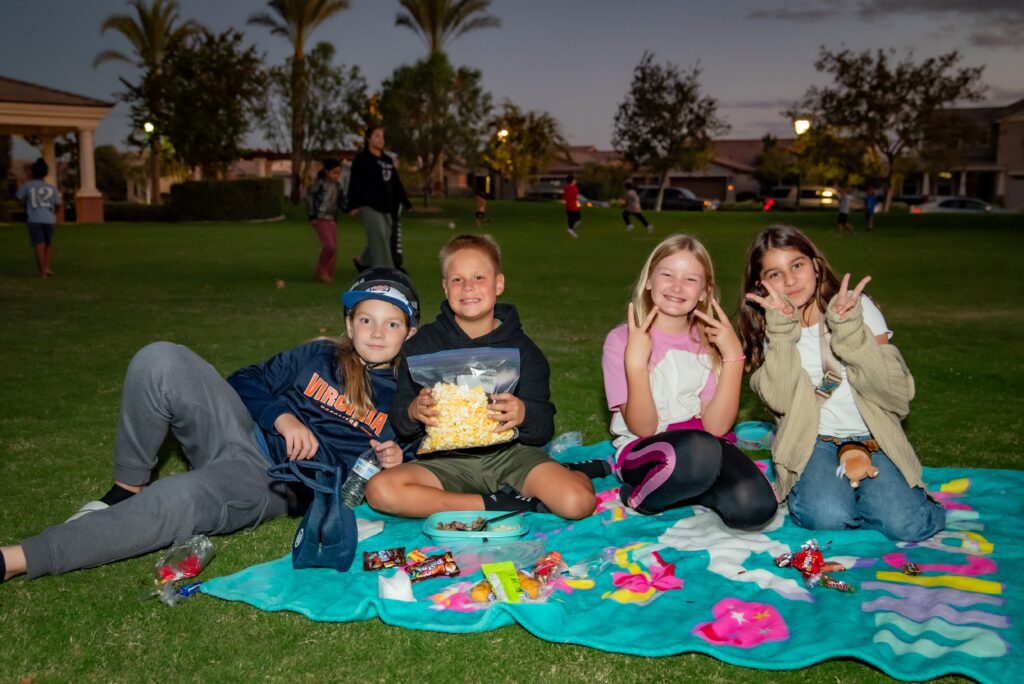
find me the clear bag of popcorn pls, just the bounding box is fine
[407,348,521,453]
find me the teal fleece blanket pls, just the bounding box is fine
[202,442,1020,683]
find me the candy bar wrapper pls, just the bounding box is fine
[406,548,428,564]
[363,547,406,571]
[405,552,460,583]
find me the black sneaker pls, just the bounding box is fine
[484,485,541,512]
[566,458,612,479]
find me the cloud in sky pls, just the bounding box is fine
[750,0,1024,50]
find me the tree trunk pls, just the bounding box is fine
[656,172,668,212]
[884,161,896,212]
[149,135,161,206]
[289,54,306,205]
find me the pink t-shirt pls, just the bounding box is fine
[602,322,717,453]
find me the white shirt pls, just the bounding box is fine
[795,295,891,437]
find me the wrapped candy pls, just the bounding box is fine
[774,539,853,593]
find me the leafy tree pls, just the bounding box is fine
[483,101,567,198]
[613,52,729,211]
[258,41,368,186]
[578,162,631,202]
[94,0,201,205]
[395,0,500,55]
[162,29,265,179]
[752,134,795,193]
[95,145,129,201]
[248,0,352,203]
[379,53,491,204]
[797,47,985,208]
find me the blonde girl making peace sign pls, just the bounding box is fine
[601,234,778,529]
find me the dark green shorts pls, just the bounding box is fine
[414,443,554,494]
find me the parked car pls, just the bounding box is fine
[764,186,863,211]
[638,186,718,211]
[911,196,1006,214]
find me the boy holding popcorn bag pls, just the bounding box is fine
[366,235,596,520]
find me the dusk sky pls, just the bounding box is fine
[2,0,1022,159]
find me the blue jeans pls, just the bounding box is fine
[787,435,945,541]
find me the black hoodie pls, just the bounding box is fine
[346,149,411,215]
[391,301,555,446]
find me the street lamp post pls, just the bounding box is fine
[793,118,810,211]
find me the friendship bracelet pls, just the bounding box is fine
[723,355,747,364]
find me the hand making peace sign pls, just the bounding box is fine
[744,280,796,318]
[624,302,658,372]
[692,299,743,360]
[831,273,872,320]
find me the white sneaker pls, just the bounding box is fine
[625,223,634,231]
[646,224,654,235]
[66,500,108,523]
[567,228,578,238]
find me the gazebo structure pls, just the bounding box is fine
[0,75,113,222]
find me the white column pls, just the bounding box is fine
[921,173,930,196]
[958,171,967,196]
[77,128,100,195]
[996,171,1006,197]
[39,134,57,186]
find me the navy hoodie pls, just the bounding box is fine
[228,340,408,468]
[391,302,555,446]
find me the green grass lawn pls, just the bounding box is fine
[1,201,1021,682]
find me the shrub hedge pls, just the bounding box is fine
[104,202,176,222]
[169,177,284,221]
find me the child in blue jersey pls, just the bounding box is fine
[15,158,61,278]
[1,268,418,583]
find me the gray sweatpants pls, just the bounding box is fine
[20,342,288,578]
[358,206,394,269]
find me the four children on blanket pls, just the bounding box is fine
[1,227,944,583]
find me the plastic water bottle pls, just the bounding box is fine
[341,448,381,508]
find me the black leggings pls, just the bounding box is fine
[619,429,778,530]
[622,210,649,227]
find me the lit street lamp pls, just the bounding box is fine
[143,121,155,134]
[793,117,810,210]
[497,128,509,142]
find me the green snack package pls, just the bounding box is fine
[480,561,522,604]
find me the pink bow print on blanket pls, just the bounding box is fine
[611,554,684,593]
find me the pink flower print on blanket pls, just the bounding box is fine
[602,547,683,606]
[693,597,789,648]
[595,488,631,524]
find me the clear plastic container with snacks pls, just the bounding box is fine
[407,347,521,453]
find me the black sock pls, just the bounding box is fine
[100,484,137,506]
[566,458,612,479]
[483,486,540,513]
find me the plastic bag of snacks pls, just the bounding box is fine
[470,551,568,604]
[144,535,215,606]
[407,347,521,453]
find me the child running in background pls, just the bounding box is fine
[367,234,597,520]
[474,192,488,229]
[1,269,419,583]
[602,234,778,529]
[16,158,61,278]
[306,157,345,283]
[738,225,944,541]
[563,174,581,238]
[621,182,652,234]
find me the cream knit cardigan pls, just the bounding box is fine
[750,296,925,500]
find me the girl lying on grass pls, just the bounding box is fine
[1,268,418,583]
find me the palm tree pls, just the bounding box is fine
[395,0,500,56]
[94,0,200,205]
[248,0,351,204]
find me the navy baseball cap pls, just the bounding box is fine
[342,267,420,328]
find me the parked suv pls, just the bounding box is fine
[638,186,718,211]
[764,186,863,211]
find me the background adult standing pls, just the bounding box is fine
[347,126,412,270]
